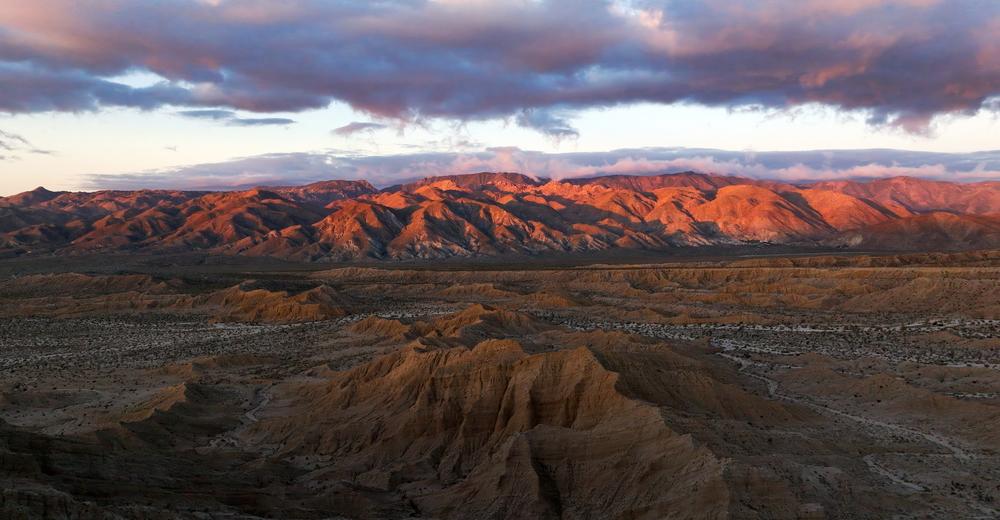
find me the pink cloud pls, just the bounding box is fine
[0,0,995,134]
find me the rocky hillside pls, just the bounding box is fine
[2,172,998,259]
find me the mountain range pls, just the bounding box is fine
[2,172,998,260]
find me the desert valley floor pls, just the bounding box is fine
[1,250,999,519]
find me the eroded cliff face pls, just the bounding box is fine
[4,172,998,259]
[251,340,731,519]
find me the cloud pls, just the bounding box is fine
[0,0,996,134]
[176,110,233,121]
[333,121,388,137]
[0,62,192,113]
[176,109,294,126]
[81,146,1000,190]
[83,153,342,191]
[229,117,295,126]
[0,130,29,150]
[515,109,579,139]
[0,129,53,159]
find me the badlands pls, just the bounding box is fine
[0,249,998,519]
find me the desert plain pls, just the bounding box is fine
[0,249,998,519]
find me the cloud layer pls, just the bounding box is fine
[1,0,997,134]
[82,147,1000,191]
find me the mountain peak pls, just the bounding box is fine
[395,172,542,193]
[565,171,755,192]
[4,185,61,205]
[269,179,378,207]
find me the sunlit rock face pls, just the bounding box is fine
[3,172,999,259]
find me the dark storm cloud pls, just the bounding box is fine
[176,109,294,126]
[2,1,997,132]
[81,147,1000,191]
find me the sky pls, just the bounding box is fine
[0,0,998,195]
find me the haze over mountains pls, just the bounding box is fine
[2,172,998,260]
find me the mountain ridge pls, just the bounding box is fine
[2,172,998,259]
